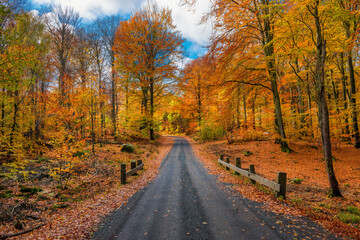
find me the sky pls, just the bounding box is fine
[29,0,213,60]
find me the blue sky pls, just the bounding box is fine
[29,0,212,60]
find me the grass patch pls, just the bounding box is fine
[291,198,303,203]
[51,203,69,210]
[337,206,360,224]
[346,206,360,215]
[338,212,360,224]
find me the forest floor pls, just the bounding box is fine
[0,136,174,239]
[189,137,360,240]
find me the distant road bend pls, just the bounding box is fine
[93,137,340,240]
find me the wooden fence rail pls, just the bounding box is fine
[121,159,144,184]
[218,155,286,199]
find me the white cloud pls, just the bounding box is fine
[151,0,212,46]
[31,0,212,54]
[32,0,144,20]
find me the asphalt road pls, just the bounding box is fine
[93,137,340,240]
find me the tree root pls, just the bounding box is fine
[0,222,46,240]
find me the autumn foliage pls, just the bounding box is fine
[178,0,360,197]
[1,0,360,238]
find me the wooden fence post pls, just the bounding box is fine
[249,165,255,184]
[121,163,126,184]
[225,157,230,171]
[235,157,241,175]
[276,172,287,199]
[131,161,136,169]
[137,159,142,166]
[131,161,137,175]
[220,154,224,161]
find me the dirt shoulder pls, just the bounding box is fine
[0,136,174,239]
[188,137,360,240]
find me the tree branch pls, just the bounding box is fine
[0,223,46,240]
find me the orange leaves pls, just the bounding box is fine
[113,5,183,82]
[113,5,183,138]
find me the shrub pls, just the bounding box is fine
[19,186,42,194]
[121,144,135,153]
[198,124,225,141]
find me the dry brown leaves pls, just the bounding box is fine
[188,137,360,240]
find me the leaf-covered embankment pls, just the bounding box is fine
[189,138,360,240]
[0,137,173,239]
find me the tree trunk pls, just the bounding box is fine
[340,57,350,137]
[243,91,247,128]
[347,53,360,148]
[313,3,342,196]
[149,79,155,140]
[260,2,290,152]
[252,97,256,129]
[111,60,117,141]
[236,85,241,128]
[9,90,19,148]
[1,88,6,133]
[271,79,290,152]
[342,10,360,147]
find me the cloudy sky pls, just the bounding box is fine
[30,0,213,59]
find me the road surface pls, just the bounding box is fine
[93,137,340,240]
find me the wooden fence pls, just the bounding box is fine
[218,154,287,199]
[121,160,144,184]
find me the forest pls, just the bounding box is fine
[1,0,360,238]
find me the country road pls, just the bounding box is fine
[93,137,340,240]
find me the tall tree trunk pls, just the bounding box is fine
[236,84,241,128]
[347,52,360,148]
[340,55,350,137]
[111,60,117,141]
[9,90,19,148]
[243,92,247,128]
[91,89,95,155]
[252,97,256,129]
[271,79,290,152]
[149,79,154,140]
[306,72,314,138]
[294,58,305,131]
[1,88,5,133]
[313,2,341,197]
[125,75,130,125]
[260,1,290,152]
[342,3,360,147]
